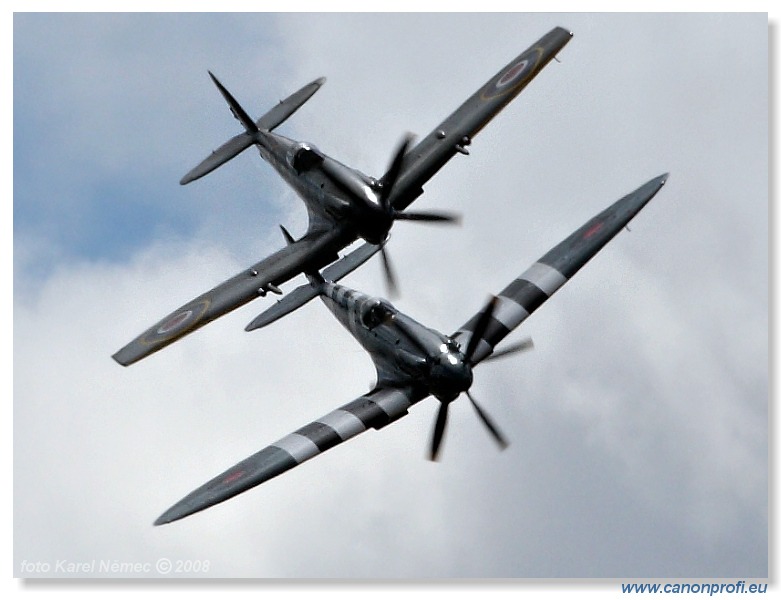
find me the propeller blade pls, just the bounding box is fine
[466,391,508,450]
[379,246,399,299]
[379,134,415,210]
[429,402,450,461]
[464,296,499,364]
[482,338,535,363]
[393,210,461,224]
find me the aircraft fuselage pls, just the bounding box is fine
[318,280,473,401]
[254,131,385,240]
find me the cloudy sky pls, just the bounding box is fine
[13,12,767,580]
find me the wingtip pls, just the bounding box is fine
[111,351,131,367]
[651,172,670,189]
[154,507,184,526]
[552,25,574,38]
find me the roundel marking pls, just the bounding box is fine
[222,470,246,485]
[496,59,530,88]
[141,297,211,346]
[481,46,544,101]
[157,310,193,335]
[583,221,604,240]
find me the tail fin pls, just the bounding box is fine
[208,71,258,134]
[305,269,326,288]
[288,225,326,287]
[180,75,326,185]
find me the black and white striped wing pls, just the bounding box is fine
[154,386,426,525]
[453,174,668,365]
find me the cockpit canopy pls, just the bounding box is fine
[287,142,323,173]
[360,299,395,329]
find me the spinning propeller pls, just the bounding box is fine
[430,297,534,461]
[320,135,460,296]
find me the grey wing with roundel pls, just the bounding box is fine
[387,26,573,212]
[452,174,669,366]
[154,385,426,525]
[112,228,345,366]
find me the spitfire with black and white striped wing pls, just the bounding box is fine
[154,174,667,525]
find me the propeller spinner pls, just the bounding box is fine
[320,135,460,296]
[427,296,534,461]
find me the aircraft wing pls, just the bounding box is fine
[112,228,348,366]
[154,385,426,525]
[452,174,669,365]
[387,26,573,212]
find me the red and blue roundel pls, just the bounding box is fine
[141,298,211,345]
[481,47,543,100]
[497,59,530,87]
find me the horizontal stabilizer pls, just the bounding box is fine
[245,285,320,331]
[180,132,255,185]
[181,76,325,185]
[256,77,326,132]
[245,241,382,331]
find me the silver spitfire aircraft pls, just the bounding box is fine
[113,27,573,366]
[154,173,668,525]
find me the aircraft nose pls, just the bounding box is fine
[429,356,473,401]
[357,204,393,245]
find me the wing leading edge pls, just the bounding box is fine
[453,174,669,365]
[154,385,425,525]
[112,228,346,366]
[388,26,574,211]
